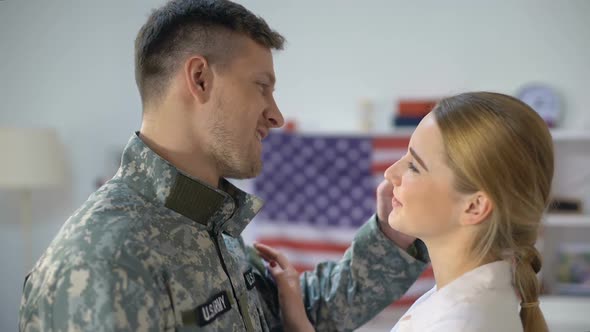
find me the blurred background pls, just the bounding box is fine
[1,0,589,331]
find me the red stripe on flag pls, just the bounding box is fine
[373,137,411,149]
[372,162,400,174]
[293,264,314,273]
[420,266,434,278]
[392,295,420,307]
[257,238,348,254]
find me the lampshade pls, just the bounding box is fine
[0,128,66,189]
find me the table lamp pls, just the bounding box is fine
[0,127,66,267]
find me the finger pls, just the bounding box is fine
[266,260,302,293]
[267,260,285,278]
[377,179,393,195]
[253,242,278,262]
[253,242,291,270]
[252,244,285,281]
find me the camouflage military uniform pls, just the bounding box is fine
[19,133,428,332]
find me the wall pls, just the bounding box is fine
[1,0,589,329]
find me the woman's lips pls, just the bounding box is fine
[392,193,403,208]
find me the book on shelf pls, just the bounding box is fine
[555,243,590,296]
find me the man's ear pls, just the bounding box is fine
[184,55,213,104]
[460,191,493,226]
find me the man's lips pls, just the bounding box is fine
[256,128,268,141]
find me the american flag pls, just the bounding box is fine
[253,131,434,307]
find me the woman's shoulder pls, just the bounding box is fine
[454,293,522,329]
[431,290,523,332]
[400,262,523,331]
[405,286,522,332]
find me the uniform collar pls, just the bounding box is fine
[114,132,264,237]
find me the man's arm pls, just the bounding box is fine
[296,179,428,331]
[20,261,167,332]
[247,178,429,331]
[299,215,428,331]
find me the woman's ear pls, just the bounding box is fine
[460,191,493,226]
[184,55,212,103]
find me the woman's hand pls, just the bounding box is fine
[253,242,315,332]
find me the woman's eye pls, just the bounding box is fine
[408,162,420,173]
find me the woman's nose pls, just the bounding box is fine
[384,160,402,187]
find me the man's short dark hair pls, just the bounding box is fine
[134,0,285,106]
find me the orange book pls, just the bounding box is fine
[397,100,438,117]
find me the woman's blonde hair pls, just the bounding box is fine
[433,92,553,332]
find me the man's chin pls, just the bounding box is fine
[243,165,263,179]
[224,162,262,180]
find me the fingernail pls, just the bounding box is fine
[270,261,277,268]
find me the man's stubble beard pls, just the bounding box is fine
[208,118,262,180]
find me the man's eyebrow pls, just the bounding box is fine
[259,72,276,86]
[409,147,429,172]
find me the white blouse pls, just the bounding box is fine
[390,261,523,332]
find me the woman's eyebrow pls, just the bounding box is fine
[410,147,429,172]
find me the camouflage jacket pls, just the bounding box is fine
[19,133,428,332]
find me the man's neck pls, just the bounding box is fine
[139,121,220,188]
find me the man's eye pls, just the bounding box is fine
[257,83,267,91]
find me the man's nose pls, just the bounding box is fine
[265,97,284,128]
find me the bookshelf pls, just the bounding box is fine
[545,214,590,227]
[540,129,590,301]
[551,129,590,142]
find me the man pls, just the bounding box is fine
[19,0,428,331]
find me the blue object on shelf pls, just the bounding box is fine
[393,116,422,127]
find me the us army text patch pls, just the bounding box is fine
[243,268,256,290]
[196,291,231,326]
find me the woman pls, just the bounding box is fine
[255,92,553,332]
